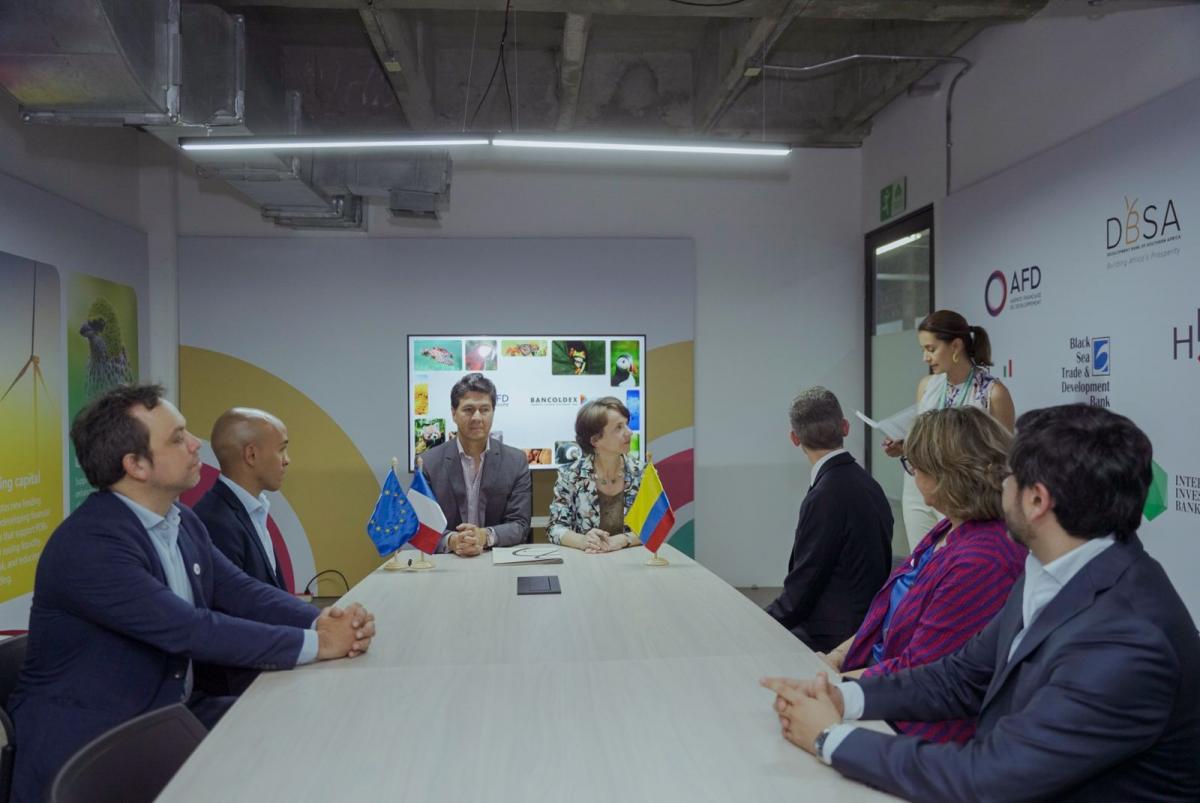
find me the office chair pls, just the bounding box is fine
[47,703,207,803]
[0,634,28,803]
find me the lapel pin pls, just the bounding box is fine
[193,563,201,576]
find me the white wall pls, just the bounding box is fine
[172,148,865,588]
[862,0,1200,233]
[0,94,141,230]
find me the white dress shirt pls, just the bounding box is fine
[809,449,848,489]
[218,474,276,572]
[819,535,1116,764]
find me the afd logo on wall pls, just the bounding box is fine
[984,266,1043,317]
[1105,195,1183,269]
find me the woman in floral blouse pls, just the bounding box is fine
[548,397,644,552]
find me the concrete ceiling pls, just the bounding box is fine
[203,0,1052,146]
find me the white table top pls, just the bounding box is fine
[157,545,898,802]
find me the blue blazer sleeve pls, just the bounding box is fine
[834,617,1182,802]
[51,516,309,670]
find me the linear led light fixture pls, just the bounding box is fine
[492,135,790,157]
[875,232,924,256]
[179,134,490,152]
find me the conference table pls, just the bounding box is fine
[157,544,898,802]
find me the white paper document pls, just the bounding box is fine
[855,405,919,441]
[492,546,564,565]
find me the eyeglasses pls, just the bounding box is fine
[900,455,916,477]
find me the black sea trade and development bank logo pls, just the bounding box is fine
[1059,336,1111,408]
[985,266,1043,317]
[1105,195,1183,270]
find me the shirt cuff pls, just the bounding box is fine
[836,680,865,720]
[486,528,496,548]
[437,531,453,554]
[820,724,859,765]
[296,628,319,665]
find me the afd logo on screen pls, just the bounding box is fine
[984,266,1043,317]
[1171,309,1200,363]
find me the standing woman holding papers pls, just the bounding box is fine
[882,310,1015,550]
[548,397,644,553]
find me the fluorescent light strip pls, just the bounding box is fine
[180,137,489,152]
[492,137,790,156]
[874,232,924,255]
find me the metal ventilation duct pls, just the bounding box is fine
[0,0,452,228]
[0,0,180,125]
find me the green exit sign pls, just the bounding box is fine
[880,177,907,221]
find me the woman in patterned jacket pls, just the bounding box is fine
[548,397,644,552]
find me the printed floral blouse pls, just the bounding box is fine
[547,453,644,544]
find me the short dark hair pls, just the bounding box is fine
[70,383,166,490]
[575,397,630,455]
[450,373,497,409]
[1010,404,1152,541]
[788,387,844,450]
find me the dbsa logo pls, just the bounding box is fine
[1092,337,1111,376]
[985,266,1042,317]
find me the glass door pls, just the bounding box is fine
[865,206,934,555]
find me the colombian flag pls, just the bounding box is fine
[625,462,676,554]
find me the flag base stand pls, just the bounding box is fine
[645,552,669,567]
[383,552,436,572]
[408,553,435,571]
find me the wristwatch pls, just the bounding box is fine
[813,726,835,765]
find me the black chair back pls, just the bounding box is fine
[0,635,27,710]
[0,635,27,803]
[48,703,207,803]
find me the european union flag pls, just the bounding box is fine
[366,467,419,557]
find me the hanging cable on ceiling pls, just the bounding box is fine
[468,0,515,131]
[460,6,479,131]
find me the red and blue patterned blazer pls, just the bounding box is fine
[844,517,1026,743]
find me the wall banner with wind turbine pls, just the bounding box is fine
[0,252,62,602]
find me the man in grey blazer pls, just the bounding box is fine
[420,373,531,556]
[765,404,1200,802]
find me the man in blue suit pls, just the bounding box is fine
[9,384,377,803]
[193,407,293,591]
[764,404,1200,802]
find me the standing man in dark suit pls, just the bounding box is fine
[9,384,377,803]
[193,408,291,591]
[766,387,894,653]
[421,373,531,557]
[764,404,1200,802]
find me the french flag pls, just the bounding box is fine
[407,471,447,554]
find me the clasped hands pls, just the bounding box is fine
[448,523,489,557]
[760,672,845,756]
[582,527,632,554]
[315,602,376,660]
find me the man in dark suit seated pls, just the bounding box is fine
[193,407,292,591]
[9,384,377,803]
[765,387,893,653]
[764,404,1200,802]
[420,373,531,557]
